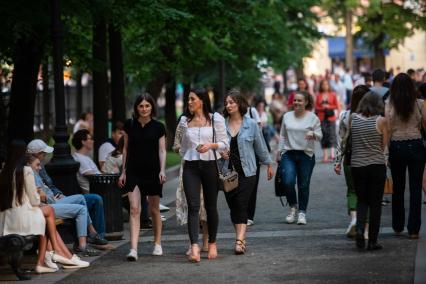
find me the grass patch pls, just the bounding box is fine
[166,151,181,168]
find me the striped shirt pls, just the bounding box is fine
[350,114,385,167]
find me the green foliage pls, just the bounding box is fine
[357,0,426,50]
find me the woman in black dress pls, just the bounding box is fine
[118,93,167,261]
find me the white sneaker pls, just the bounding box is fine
[345,220,357,238]
[127,249,138,261]
[286,208,297,224]
[35,265,58,274]
[44,251,59,270]
[159,204,170,212]
[160,215,166,222]
[152,244,163,256]
[297,212,307,225]
[63,254,90,269]
[247,219,254,226]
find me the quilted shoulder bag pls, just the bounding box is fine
[212,114,239,192]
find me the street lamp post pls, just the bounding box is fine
[45,0,80,196]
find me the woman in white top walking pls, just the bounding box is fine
[177,88,228,262]
[277,91,322,225]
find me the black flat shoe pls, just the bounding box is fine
[356,233,365,250]
[367,242,383,251]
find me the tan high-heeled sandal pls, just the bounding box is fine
[188,244,200,263]
[234,239,246,255]
[207,242,217,259]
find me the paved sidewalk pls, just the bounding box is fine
[1,152,424,283]
[57,152,424,284]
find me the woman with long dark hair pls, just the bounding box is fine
[386,73,426,239]
[118,93,167,260]
[334,85,370,237]
[177,88,228,262]
[0,141,88,273]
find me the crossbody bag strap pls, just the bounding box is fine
[212,113,222,175]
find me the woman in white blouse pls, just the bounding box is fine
[277,91,322,225]
[176,88,228,262]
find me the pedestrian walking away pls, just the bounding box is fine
[334,85,370,238]
[385,73,426,240]
[349,92,388,251]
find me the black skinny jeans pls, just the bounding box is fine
[351,164,386,243]
[183,160,219,244]
[225,175,257,224]
[389,139,425,235]
[247,158,260,221]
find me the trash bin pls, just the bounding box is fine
[88,174,123,240]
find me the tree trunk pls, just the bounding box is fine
[182,82,191,114]
[164,78,177,150]
[214,60,226,111]
[76,68,83,118]
[0,86,7,167]
[7,37,43,143]
[344,10,353,71]
[282,69,288,94]
[92,17,109,161]
[42,60,51,141]
[146,73,167,101]
[108,22,126,123]
[372,32,385,69]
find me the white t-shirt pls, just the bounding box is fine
[98,141,115,162]
[72,152,101,193]
[245,107,261,123]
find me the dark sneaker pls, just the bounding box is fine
[141,220,153,230]
[74,246,101,257]
[88,234,108,245]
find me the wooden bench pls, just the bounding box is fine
[0,234,37,280]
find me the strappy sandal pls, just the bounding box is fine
[188,244,201,263]
[234,239,246,255]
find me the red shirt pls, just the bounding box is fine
[315,92,338,122]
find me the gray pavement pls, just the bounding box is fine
[57,148,424,284]
[1,148,424,283]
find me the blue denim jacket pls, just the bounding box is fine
[224,116,272,177]
[39,165,62,196]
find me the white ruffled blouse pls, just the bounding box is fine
[178,112,229,161]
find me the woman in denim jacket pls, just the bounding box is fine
[221,90,274,254]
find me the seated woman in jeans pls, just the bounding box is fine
[277,91,322,225]
[221,90,274,254]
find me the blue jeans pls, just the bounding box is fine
[389,139,425,234]
[83,194,106,238]
[280,151,315,212]
[53,195,89,237]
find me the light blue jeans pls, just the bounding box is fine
[52,195,91,237]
